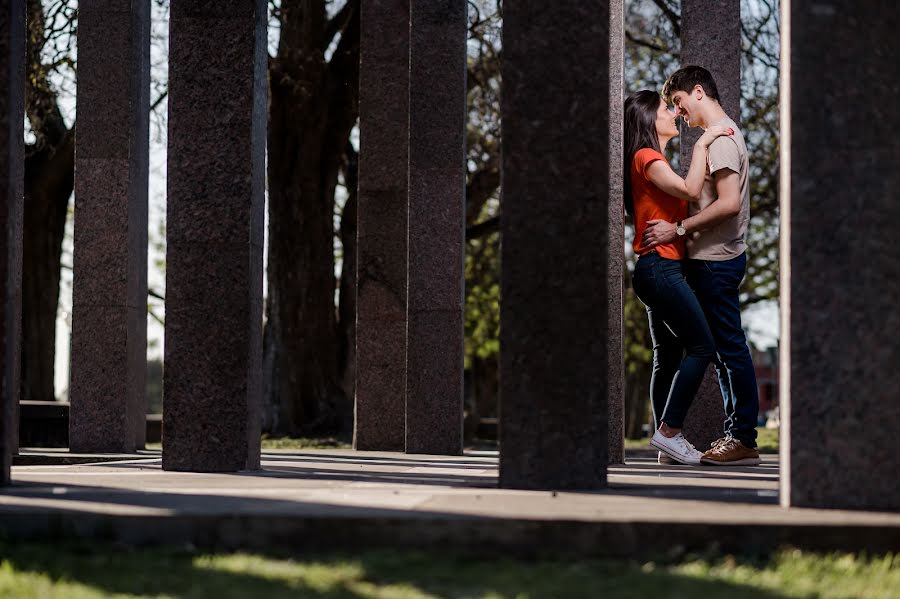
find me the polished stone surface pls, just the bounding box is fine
[163,0,266,472]
[0,0,25,485]
[678,0,741,169]
[682,365,726,451]
[4,450,899,556]
[406,0,466,456]
[607,0,625,465]
[500,1,610,489]
[70,0,150,453]
[677,0,739,451]
[782,1,900,510]
[355,0,409,452]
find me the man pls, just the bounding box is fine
[642,65,761,466]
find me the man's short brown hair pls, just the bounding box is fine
[662,65,720,104]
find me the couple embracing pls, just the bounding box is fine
[625,66,761,467]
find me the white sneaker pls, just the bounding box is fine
[650,430,703,466]
[658,451,677,465]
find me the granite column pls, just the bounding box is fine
[781,0,900,510]
[405,0,467,455]
[607,0,625,465]
[677,0,741,451]
[354,0,409,451]
[70,0,150,453]
[0,0,24,484]
[163,0,266,471]
[499,1,611,489]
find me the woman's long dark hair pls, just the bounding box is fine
[623,90,664,216]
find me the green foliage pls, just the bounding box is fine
[259,435,351,450]
[463,3,502,384]
[465,232,501,370]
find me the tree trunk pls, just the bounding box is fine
[264,0,360,435]
[21,136,74,402]
[21,0,75,403]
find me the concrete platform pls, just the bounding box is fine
[2,449,898,557]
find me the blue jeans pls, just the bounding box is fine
[632,253,716,430]
[685,253,760,448]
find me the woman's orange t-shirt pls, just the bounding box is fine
[631,148,687,259]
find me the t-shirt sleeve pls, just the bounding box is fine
[707,137,741,175]
[633,148,665,178]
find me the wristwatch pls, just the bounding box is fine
[676,221,687,236]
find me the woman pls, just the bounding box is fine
[624,90,732,465]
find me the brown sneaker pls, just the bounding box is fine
[709,437,730,450]
[701,437,761,466]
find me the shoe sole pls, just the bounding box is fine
[700,456,762,466]
[649,438,700,466]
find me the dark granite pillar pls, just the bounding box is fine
[0,0,24,484]
[405,0,467,456]
[677,0,740,451]
[163,0,266,472]
[354,0,409,452]
[499,1,610,490]
[782,1,900,510]
[607,0,625,465]
[70,0,150,454]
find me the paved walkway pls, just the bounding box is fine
[2,449,898,556]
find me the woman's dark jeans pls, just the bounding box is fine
[632,252,716,430]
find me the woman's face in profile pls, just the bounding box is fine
[654,98,679,139]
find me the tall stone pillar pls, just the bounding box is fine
[781,1,900,510]
[163,0,266,472]
[677,0,740,450]
[355,0,409,452]
[70,0,150,453]
[500,1,610,490]
[405,0,466,455]
[607,0,625,465]
[0,0,25,484]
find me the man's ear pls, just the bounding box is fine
[694,84,705,100]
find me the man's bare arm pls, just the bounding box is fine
[640,169,741,248]
[682,169,741,233]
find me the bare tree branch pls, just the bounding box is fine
[625,30,668,53]
[150,90,168,112]
[466,215,499,241]
[650,0,681,37]
[325,0,354,49]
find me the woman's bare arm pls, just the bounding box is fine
[645,125,733,202]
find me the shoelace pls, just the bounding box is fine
[678,435,699,456]
[710,435,734,450]
[710,437,738,455]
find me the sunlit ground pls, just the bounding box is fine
[0,543,896,599]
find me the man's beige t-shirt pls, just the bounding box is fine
[686,116,750,261]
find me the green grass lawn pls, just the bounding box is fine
[259,435,351,450]
[755,427,779,454]
[145,436,351,452]
[0,543,895,599]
